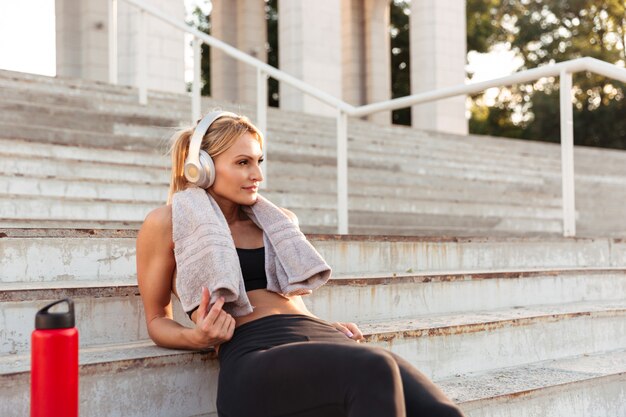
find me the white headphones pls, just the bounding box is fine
[184,110,238,189]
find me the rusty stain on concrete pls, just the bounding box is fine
[1,285,140,302]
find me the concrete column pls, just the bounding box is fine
[211,0,267,105]
[342,0,366,107]
[279,0,342,117]
[364,0,391,125]
[410,0,468,135]
[55,0,108,81]
[56,0,185,93]
[211,0,238,102]
[342,0,390,125]
[237,0,268,105]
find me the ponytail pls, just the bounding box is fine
[166,127,194,205]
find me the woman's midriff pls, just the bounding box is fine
[234,289,315,328]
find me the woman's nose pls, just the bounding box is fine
[253,164,264,182]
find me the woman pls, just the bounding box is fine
[136,112,465,417]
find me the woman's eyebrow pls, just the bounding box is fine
[234,154,263,159]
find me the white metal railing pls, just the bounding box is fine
[109,0,626,237]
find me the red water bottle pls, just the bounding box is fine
[31,298,79,417]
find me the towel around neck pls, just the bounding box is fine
[171,186,332,317]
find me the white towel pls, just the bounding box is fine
[172,186,332,317]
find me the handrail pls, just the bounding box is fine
[109,0,626,237]
[351,57,626,116]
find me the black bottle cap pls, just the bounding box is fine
[35,299,75,330]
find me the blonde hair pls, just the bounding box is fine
[166,113,264,205]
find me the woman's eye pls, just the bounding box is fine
[239,159,264,165]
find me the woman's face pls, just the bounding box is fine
[209,132,264,205]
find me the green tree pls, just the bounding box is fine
[390,0,412,125]
[186,6,211,96]
[467,0,626,150]
[266,0,279,107]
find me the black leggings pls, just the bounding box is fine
[216,314,464,417]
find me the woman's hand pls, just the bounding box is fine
[332,321,364,343]
[191,286,236,349]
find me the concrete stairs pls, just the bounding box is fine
[2,229,626,416]
[1,69,625,416]
[1,69,626,236]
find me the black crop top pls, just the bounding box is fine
[186,246,267,320]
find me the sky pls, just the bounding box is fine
[0,0,521,103]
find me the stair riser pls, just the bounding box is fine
[3,274,625,354]
[0,194,566,225]
[1,312,622,414]
[0,154,168,183]
[310,272,626,323]
[1,174,566,208]
[4,237,626,283]
[0,354,219,417]
[367,312,626,380]
[1,297,149,355]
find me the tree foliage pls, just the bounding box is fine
[390,0,412,125]
[467,0,626,149]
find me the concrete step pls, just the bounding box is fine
[3,229,626,283]
[1,313,623,416]
[2,269,625,354]
[0,69,189,105]
[311,268,626,322]
[0,137,168,167]
[0,97,564,173]
[4,94,626,181]
[444,348,626,417]
[0,120,170,151]
[0,193,566,237]
[361,300,626,379]
[0,340,219,417]
[1,282,152,355]
[4,68,626,171]
[0,152,169,183]
[0,99,180,133]
[0,216,567,237]
[0,171,566,209]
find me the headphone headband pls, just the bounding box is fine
[184,110,238,187]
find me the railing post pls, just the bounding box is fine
[559,69,576,237]
[108,0,118,84]
[137,8,147,105]
[191,37,202,122]
[257,68,268,190]
[337,110,348,234]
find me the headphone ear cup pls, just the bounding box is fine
[197,150,216,189]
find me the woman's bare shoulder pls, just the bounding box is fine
[279,207,299,226]
[139,205,173,247]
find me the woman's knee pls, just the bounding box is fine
[353,347,403,382]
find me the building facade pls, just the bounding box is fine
[55,0,467,134]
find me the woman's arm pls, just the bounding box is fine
[136,206,234,350]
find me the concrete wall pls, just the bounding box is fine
[211,0,268,105]
[55,0,185,93]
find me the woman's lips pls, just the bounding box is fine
[243,186,258,192]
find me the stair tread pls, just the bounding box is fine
[440,348,626,404]
[359,299,626,337]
